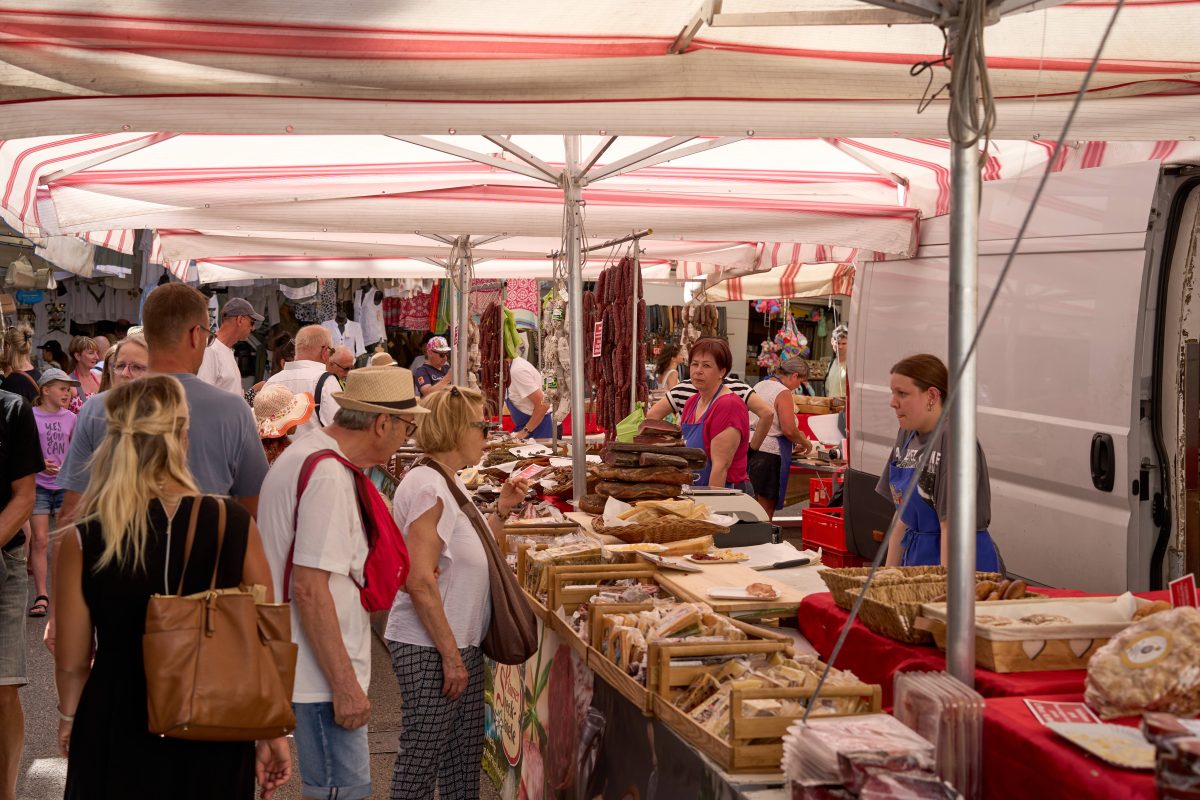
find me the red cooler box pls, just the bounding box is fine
[802,507,864,567]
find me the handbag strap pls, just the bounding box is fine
[415,457,499,557]
[173,496,228,596]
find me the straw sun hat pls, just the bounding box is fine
[332,365,430,417]
[369,351,398,367]
[254,385,314,439]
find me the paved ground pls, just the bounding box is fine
[18,610,500,799]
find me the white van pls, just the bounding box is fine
[846,160,1200,594]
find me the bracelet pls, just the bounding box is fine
[57,706,74,723]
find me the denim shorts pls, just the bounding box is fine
[292,701,371,800]
[0,547,28,685]
[33,485,64,516]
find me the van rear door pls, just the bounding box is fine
[849,161,1162,593]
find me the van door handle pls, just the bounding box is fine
[1091,433,1115,492]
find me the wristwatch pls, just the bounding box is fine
[521,426,533,435]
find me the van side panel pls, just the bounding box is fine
[850,162,1161,592]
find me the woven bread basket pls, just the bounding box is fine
[820,565,954,611]
[593,517,730,544]
[848,571,1003,644]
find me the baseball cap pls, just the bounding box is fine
[38,367,80,388]
[426,336,452,353]
[221,297,265,322]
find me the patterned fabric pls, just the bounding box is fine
[468,278,501,319]
[504,278,540,330]
[386,641,485,800]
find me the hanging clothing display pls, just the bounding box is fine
[504,279,540,330]
[468,278,501,320]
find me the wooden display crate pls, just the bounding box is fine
[653,684,882,773]
[546,563,657,613]
[586,644,654,715]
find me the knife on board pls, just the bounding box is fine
[750,558,812,572]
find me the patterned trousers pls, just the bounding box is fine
[387,641,485,800]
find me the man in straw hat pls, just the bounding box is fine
[258,365,427,800]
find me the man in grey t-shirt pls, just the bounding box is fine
[58,284,268,511]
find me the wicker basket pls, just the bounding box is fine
[593,518,730,544]
[843,571,1003,644]
[820,566,954,611]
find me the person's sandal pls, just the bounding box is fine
[28,595,49,617]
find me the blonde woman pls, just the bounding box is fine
[66,336,102,412]
[0,323,41,402]
[387,386,529,800]
[53,376,291,799]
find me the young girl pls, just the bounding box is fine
[28,368,79,617]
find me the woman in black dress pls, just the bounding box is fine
[52,375,291,799]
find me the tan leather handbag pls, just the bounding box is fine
[143,496,298,741]
[418,458,538,665]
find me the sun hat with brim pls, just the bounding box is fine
[332,365,430,416]
[254,385,314,439]
[426,336,452,353]
[369,352,398,367]
[38,367,80,388]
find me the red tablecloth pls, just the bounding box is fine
[982,693,1154,800]
[797,589,1094,707]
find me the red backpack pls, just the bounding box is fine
[283,450,411,612]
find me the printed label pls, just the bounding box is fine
[1119,631,1173,669]
[1024,699,1102,726]
[592,322,603,358]
[1170,574,1197,608]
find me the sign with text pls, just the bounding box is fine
[1170,574,1197,608]
[592,321,603,357]
[1025,699,1102,726]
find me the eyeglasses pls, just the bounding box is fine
[395,417,419,438]
[114,361,148,376]
[193,325,217,347]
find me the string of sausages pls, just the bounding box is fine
[479,301,505,409]
[584,256,648,441]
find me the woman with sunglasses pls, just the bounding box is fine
[386,386,529,800]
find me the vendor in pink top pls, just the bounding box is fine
[680,337,751,490]
[29,367,79,618]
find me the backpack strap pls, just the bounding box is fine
[283,449,375,602]
[313,372,338,427]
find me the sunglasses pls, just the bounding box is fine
[193,325,217,347]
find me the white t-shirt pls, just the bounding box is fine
[258,429,371,701]
[507,357,544,414]
[197,339,243,394]
[321,319,366,358]
[266,360,340,432]
[386,465,492,648]
[752,378,790,455]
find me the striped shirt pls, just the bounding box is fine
[666,379,755,416]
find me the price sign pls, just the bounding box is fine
[1170,574,1197,608]
[592,321,603,357]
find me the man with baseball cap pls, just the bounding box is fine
[412,335,453,396]
[258,365,427,800]
[198,296,264,394]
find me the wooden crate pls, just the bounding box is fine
[587,644,653,714]
[648,639,791,704]
[546,563,658,613]
[916,595,1149,673]
[652,684,882,773]
[656,563,809,615]
[546,608,589,660]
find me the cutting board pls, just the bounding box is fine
[656,563,810,613]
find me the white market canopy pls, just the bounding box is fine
[0,2,1196,140]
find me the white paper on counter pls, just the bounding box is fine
[550,455,601,467]
[733,542,820,569]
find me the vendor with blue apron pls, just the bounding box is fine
[876,354,1001,570]
[506,354,553,439]
[679,338,752,492]
[748,357,816,520]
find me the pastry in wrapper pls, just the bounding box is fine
[1085,606,1200,719]
[1157,737,1200,800]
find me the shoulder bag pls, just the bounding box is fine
[416,458,538,665]
[144,495,298,741]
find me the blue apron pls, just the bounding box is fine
[506,398,553,438]
[681,391,745,489]
[887,431,1000,570]
[774,435,793,510]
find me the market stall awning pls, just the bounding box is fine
[701,262,855,301]
[0,2,1196,139]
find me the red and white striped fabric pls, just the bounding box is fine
[703,262,855,301]
[0,3,1196,139]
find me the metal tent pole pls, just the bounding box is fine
[457,238,472,388]
[564,135,588,503]
[449,267,460,383]
[946,119,980,688]
[630,248,641,413]
[499,280,507,428]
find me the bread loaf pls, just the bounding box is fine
[578,494,608,515]
[594,464,694,485]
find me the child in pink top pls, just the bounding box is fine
[28,368,78,617]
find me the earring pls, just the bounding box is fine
[926,400,934,411]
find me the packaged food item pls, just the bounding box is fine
[1143,713,1200,748]
[837,751,931,793]
[858,772,961,799]
[782,714,936,787]
[1086,607,1200,719]
[1157,736,1200,800]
